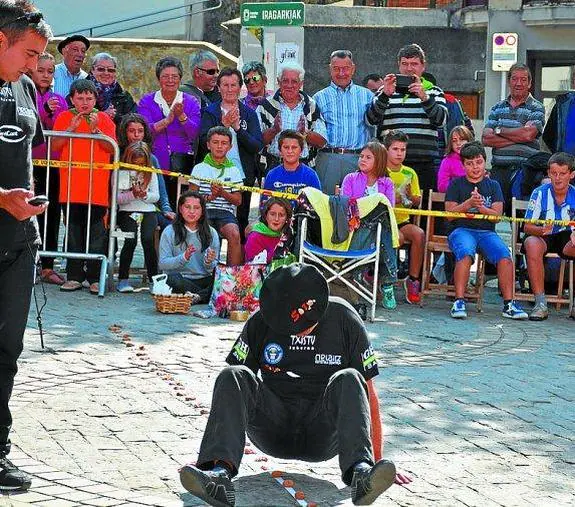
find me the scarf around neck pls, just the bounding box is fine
[87,73,120,111]
[203,153,234,178]
[252,221,281,238]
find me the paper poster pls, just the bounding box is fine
[275,42,299,66]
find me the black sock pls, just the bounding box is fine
[503,299,511,306]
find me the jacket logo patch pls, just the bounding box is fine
[0,125,25,143]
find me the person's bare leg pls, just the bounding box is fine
[402,224,425,279]
[221,224,243,266]
[524,236,547,296]
[453,257,473,299]
[497,258,515,300]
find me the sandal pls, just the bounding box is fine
[60,280,83,292]
[41,269,65,285]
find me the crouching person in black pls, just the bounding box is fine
[179,263,397,506]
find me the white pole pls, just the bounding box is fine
[500,71,507,101]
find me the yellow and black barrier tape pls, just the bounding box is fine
[33,158,575,229]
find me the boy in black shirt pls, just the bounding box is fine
[180,264,398,506]
[0,0,52,491]
[445,142,527,320]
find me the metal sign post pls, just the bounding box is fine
[239,2,305,91]
[492,32,519,100]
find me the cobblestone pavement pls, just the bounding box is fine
[1,281,573,506]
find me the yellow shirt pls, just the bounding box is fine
[387,165,421,225]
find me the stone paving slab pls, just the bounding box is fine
[0,283,573,506]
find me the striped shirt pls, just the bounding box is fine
[485,94,545,167]
[367,86,447,165]
[257,94,327,159]
[190,161,244,215]
[525,183,575,234]
[53,63,87,98]
[313,82,374,149]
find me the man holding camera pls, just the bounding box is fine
[367,43,447,199]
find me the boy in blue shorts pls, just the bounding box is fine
[190,126,244,265]
[445,141,527,320]
[522,152,575,321]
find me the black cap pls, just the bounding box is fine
[57,35,90,54]
[259,263,329,335]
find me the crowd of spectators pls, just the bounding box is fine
[32,37,574,322]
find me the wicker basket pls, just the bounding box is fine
[153,294,194,314]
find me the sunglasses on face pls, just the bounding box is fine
[94,67,116,74]
[197,67,219,76]
[244,74,263,84]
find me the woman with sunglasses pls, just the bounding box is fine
[87,52,136,128]
[241,61,271,111]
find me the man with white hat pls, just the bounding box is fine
[179,263,398,506]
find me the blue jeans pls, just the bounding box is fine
[448,227,510,265]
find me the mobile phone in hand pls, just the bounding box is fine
[28,195,49,206]
[394,74,416,93]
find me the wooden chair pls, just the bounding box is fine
[511,197,574,312]
[420,191,486,311]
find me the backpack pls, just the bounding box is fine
[510,151,551,201]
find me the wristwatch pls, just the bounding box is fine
[495,126,502,135]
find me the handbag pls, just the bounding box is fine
[169,151,195,176]
[208,263,266,318]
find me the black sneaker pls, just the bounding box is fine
[351,459,396,505]
[180,464,235,507]
[0,456,31,491]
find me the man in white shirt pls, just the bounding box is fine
[53,34,89,97]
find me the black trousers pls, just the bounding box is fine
[409,160,437,232]
[117,211,158,281]
[166,273,213,303]
[236,174,256,244]
[65,204,108,284]
[0,245,36,455]
[197,366,374,485]
[34,165,61,270]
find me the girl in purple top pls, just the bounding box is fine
[30,52,68,285]
[138,56,201,208]
[244,198,292,263]
[341,141,395,205]
[437,126,473,193]
[341,141,398,310]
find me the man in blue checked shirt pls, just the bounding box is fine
[313,50,375,195]
[522,152,575,321]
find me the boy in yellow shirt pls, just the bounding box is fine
[384,130,425,304]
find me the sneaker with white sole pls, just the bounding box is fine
[179,465,235,507]
[0,456,31,491]
[502,300,528,320]
[529,302,548,321]
[117,279,134,293]
[450,299,467,319]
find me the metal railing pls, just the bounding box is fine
[56,0,222,38]
[38,131,121,297]
[354,1,488,7]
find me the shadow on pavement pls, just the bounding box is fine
[179,472,349,506]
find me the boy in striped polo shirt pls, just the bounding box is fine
[190,126,244,265]
[523,152,575,321]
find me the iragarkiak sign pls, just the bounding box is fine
[241,2,305,27]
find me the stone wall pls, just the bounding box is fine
[47,38,237,103]
[221,24,485,96]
